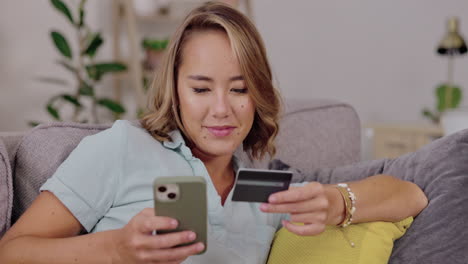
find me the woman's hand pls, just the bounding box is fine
[260,182,345,236]
[112,208,205,264]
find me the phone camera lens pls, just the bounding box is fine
[158,186,167,193]
[168,193,177,199]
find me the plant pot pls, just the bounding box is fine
[143,49,165,71]
[440,108,468,135]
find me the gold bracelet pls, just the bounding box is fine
[335,183,356,228]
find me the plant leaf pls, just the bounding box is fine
[422,109,433,118]
[51,31,72,59]
[436,84,462,112]
[61,94,82,107]
[28,121,41,127]
[79,81,94,96]
[78,0,86,28]
[86,62,127,81]
[142,38,169,50]
[46,104,61,120]
[50,0,74,25]
[83,33,103,57]
[97,98,126,113]
[421,108,439,124]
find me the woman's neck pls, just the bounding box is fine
[191,149,235,205]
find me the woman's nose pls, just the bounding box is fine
[212,93,230,119]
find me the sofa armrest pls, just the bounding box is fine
[0,132,25,170]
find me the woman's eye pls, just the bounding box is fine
[231,88,248,94]
[192,88,210,93]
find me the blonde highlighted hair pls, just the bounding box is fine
[141,1,282,159]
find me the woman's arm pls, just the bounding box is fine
[260,174,428,236]
[0,191,204,264]
[334,174,428,224]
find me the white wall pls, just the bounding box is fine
[1,0,468,131]
[0,0,115,131]
[253,0,468,124]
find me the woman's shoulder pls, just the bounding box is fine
[111,120,180,151]
[74,120,158,153]
[94,120,152,141]
[109,119,144,134]
[105,120,161,146]
[86,120,182,157]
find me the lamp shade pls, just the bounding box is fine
[437,17,467,56]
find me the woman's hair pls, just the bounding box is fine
[141,1,282,159]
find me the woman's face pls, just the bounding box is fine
[177,30,255,159]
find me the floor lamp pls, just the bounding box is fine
[436,17,467,111]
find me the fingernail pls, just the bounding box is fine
[197,243,205,251]
[260,203,268,211]
[171,219,178,227]
[188,232,196,240]
[269,196,277,203]
[282,220,288,226]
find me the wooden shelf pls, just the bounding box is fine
[136,14,184,23]
[365,123,444,159]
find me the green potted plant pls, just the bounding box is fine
[31,0,128,126]
[142,38,169,71]
[422,84,462,124]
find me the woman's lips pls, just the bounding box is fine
[206,126,236,137]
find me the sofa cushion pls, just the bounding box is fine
[292,128,468,264]
[11,122,111,223]
[267,217,413,264]
[0,138,13,237]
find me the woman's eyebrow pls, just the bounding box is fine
[229,75,244,81]
[188,75,213,82]
[187,75,244,82]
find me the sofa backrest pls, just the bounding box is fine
[0,98,361,232]
[274,99,361,171]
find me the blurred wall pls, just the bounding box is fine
[253,0,468,124]
[1,0,468,131]
[0,0,112,131]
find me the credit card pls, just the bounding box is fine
[231,168,293,203]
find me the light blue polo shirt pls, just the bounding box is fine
[40,120,291,264]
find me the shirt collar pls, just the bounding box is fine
[162,129,245,169]
[162,129,185,150]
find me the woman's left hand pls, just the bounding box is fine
[259,182,344,236]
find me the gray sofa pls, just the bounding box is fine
[1,99,467,263]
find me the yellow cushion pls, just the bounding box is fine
[267,217,413,264]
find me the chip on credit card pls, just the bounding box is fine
[231,168,293,203]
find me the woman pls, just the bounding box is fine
[0,2,427,264]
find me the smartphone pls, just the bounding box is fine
[231,168,293,203]
[153,176,207,254]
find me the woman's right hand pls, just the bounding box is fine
[112,208,205,264]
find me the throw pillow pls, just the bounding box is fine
[267,217,413,264]
[0,138,13,237]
